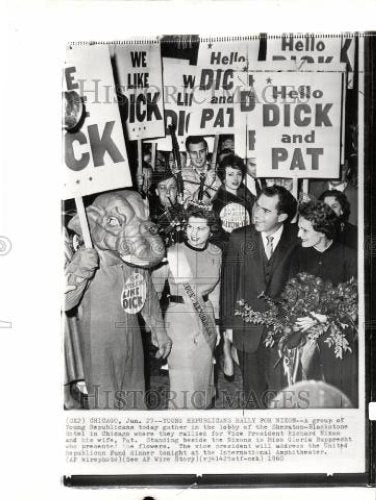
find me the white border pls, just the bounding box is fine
[0,1,374,498]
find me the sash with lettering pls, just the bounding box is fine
[167,246,217,351]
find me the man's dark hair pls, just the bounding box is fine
[298,201,339,240]
[318,189,351,222]
[217,154,246,182]
[259,185,297,223]
[185,135,208,151]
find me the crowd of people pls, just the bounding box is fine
[64,134,359,410]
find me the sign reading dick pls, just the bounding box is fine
[245,69,344,178]
[152,58,197,150]
[115,43,165,141]
[63,45,131,200]
[188,40,257,135]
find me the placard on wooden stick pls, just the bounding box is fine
[63,45,132,200]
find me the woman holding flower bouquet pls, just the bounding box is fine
[290,200,358,405]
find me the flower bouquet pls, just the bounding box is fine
[236,273,358,384]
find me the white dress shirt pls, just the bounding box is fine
[261,224,284,257]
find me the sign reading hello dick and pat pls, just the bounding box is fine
[246,70,344,178]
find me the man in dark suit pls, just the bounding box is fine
[221,185,298,409]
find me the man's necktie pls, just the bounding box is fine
[266,235,274,260]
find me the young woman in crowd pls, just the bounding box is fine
[212,154,255,241]
[152,206,222,409]
[211,154,256,378]
[319,189,357,249]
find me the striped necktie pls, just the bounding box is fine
[266,235,274,260]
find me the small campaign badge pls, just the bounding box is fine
[219,203,250,233]
[121,272,147,314]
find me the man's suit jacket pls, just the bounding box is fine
[221,223,299,354]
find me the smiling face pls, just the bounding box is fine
[224,167,243,193]
[298,216,324,248]
[323,195,343,217]
[252,194,287,235]
[187,141,208,170]
[155,177,177,207]
[186,216,211,248]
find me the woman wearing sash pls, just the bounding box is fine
[153,206,222,409]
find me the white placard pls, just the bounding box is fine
[115,43,165,140]
[63,45,131,199]
[245,68,344,178]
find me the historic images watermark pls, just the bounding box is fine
[0,236,12,256]
[80,386,350,411]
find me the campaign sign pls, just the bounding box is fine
[266,34,343,65]
[115,43,165,140]
[188,66,249,136]
[266,33,355,89]
[197,39,260,69]
[121,273,147,314]
[245,70,343,178]
[152,59,197,150]
[196,39,259,151]
[63,45,131,200]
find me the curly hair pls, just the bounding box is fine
[298,201,339,240]
[183,205,221,235]
[217,154,246,182]
[318,189,351,222]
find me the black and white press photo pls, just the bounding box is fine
[61,32,371,478]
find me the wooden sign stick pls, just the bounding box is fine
[74,196,93,248]
[211,134,220,171]
[151,142,157,170]
[292,177,298,201]
[137,139,143,191]
[291,178,299,223]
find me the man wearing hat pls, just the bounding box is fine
[149,169,184,247]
